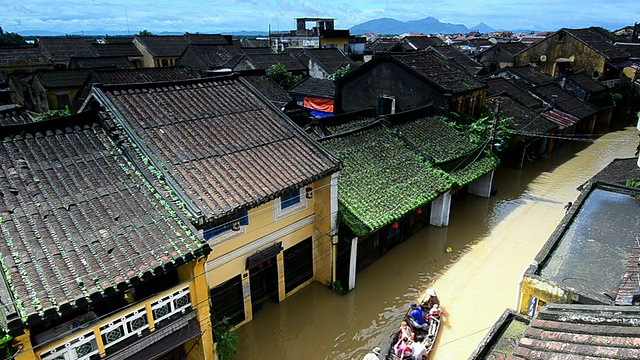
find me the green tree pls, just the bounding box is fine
[328,65,350,81]
[137,29,153,36]
[448,113,515,152]
[213,317,240,360]
[0,31,26,46]
[266,63,304,90]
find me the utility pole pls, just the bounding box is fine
[489,101,500,152]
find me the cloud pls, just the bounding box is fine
[2,0,639,34]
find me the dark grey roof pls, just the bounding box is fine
[134,35,190,57]
[564,27,630,60]
[36,37,96,62]
[289,77,335,99]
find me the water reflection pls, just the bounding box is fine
[234,126,637,360]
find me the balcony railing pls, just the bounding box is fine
[38,284,192,360]
[602,79,619,88]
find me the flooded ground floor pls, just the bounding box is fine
[234,125,638,360]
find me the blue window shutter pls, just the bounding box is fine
[204,210,249,241]
[281,189,301,209]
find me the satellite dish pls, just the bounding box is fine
[540,55,547,62]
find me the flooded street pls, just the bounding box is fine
[234,125,638,360]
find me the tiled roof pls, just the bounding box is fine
[0,47,49,66]
[392,115,477,164]
[0,111,208,326]
[90,67,195,85]
[104,37,135,44]
[320,123,454,236]
[69,56,135,70]
[510,304,640,359]
[241,74,292,109]
[392,50,485,94]
[0,107,33,126]
[402,36,445,50]
[615,43,640,59]
[301,48,353,74]
[499,42,529,55]
[34,69,92,88]
[541,109,580,129]
[487,96,558,135]
[501,66,553,87]
[586,157,640,189]
[485,77,542,108]
[532,83,599,120]
[392,114,499,186]
[616,240,640,305]
[97,76,342,224]
[246,53,307,72]
[240,47,273,54]
[288,77,335,99]
[134,35,190,57]
[36,37,96,62]
[367,39,400,52]
[566,72,607,93]
[564,27,630,60]
[185,34,231,45]
[183,44,244,68]
[90,43,143,57]
[430,45,484,75]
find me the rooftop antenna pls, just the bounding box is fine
[125,7,130,35]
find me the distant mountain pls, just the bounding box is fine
[350,17,470,35]
[470,22,495,34]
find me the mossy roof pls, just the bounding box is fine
[321,125,454,235]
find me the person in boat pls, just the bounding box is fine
[423,288,440,311]
[407,338,428,360]
[409,303,428,331]
[362,346,380,360]
[394,337,413,359]
[398,320,415,341]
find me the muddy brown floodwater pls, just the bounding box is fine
[234,125,637,360]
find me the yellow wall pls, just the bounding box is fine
[450,89,486,117]
[514,32,606,79]
[133,38,155,68]
[13,331,35,360]
[320,37,350,52]
[205,176,335,326]
[517,275,573,315]
[180,257,215,360]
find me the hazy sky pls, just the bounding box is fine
[2,0,639,35]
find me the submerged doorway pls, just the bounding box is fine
[249,255,279,314]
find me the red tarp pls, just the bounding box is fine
[303,97,334,113]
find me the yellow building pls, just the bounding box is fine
[0,110,213,360]
[85,74,342,334]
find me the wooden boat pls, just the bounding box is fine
[384,289,442,360]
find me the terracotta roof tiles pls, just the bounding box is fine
[97,76,341,224]
[0,47,49,66]
[246,53,307,72]
[509,304,640,360]
[565,27,630,60]
[532,83,599,120]
[34,69,92,88]
[90,42,143,57]
[0,107,33,126]
[0,111,207,327]
[90,67,195,85]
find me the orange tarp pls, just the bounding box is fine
[303,97,334,113]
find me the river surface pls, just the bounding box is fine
[234,125,638,360]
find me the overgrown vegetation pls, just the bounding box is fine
[213,317,240,360]
[328,65,350,81]
[32,107,71,122]
[0,327,12,360]
[266,63,304,90]
[447,112,515,153]
[626,179,640,188]
[329,280,347,294]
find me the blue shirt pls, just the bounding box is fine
[410,307,424,325]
